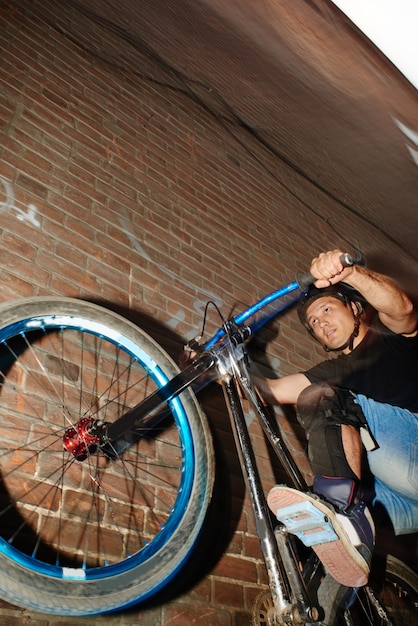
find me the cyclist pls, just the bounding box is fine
[259,249,418,588]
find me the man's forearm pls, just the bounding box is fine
[345,265,417,333]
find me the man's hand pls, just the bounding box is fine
[310,249,417,335]
[309,250,353,288]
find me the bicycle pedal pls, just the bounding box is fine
[274,501,338,547]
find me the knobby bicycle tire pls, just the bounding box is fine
[0,297,214,615]
[253,554,417,625]
[317,554,418,626]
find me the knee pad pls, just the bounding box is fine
[297,383,366,432]
[297,384,366,478]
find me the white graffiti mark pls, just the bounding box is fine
[165,308,186,331]
[406,146,418,167]
[393,118,418,167]
[0,176,41,227]
[119,215,224,333]
[15,204,40,226]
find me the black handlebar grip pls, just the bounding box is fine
[297,253,358,291]
[340,253,354,267]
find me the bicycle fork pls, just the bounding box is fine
[221,376,320,625]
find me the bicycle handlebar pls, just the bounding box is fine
[297,253,355,290]
[204,253,361,351]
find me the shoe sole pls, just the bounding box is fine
[267,486,369,587]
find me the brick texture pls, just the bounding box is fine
[0,0,408,624]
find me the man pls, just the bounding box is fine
[260,249,418,588]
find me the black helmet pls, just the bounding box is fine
[297,283,366,351]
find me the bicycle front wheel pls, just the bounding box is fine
[0,298,214,615]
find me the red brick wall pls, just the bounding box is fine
[0,1,399,624]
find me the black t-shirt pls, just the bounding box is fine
[304,322,418,412]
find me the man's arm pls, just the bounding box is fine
[310,250,418,335]
[180,348,310,405]
[253,372,311,405]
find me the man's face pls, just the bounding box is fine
[305,296,356,351]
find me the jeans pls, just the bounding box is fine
[355,394,418,535]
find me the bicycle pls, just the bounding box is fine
[0,258,415,624]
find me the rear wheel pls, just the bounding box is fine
[0,297,214,615]
[252,554,417,625]
[318,554,418,625]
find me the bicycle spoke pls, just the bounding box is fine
[0,325,184,569]
[0,298,213,614]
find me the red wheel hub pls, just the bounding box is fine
[63,417,100,461]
